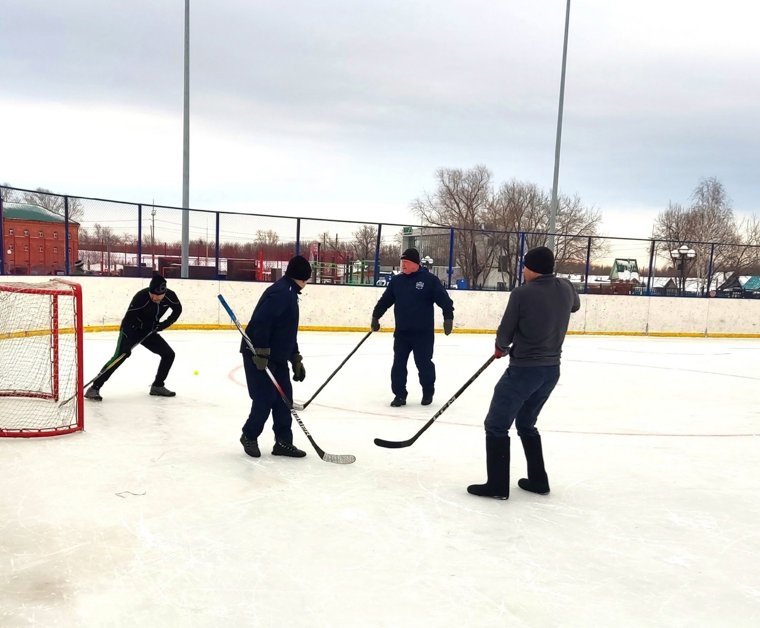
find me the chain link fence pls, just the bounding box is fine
[2,184,759,297]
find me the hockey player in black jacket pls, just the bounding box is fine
[239,255,311,459]
[371,248,454,407]
[84,272,182,401]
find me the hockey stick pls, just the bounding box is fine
[374,355,496,449]
[293,330,373,410]
[218,294,356,465]
[60,329,156,406]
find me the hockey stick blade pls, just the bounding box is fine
[287,407,356,464]
[323,453,357,464]
[218,293,356,465]
[60,329,156,407]
[292,401,305,411]
[374,435,418,449]
[374,355,496,449]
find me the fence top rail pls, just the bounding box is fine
[3,184,760,250]
[0,185,453,231]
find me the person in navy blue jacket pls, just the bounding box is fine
[84,272,182,401]
[239,255,311,459]
[371,248,454,407]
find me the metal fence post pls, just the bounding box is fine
[584,236,591,294]
[64,196,71,275]
[646,239,655,296]
[137,204,143,269]
[215,212,221,280]
[517,232,526,286]
[295,218,301,256]
[373,223,382,286]
[706,242,715,297]
[447,228,455,288]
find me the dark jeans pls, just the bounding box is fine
[484,365,560,438]
[391,330,435,399]
[93,330,175,389]
[242,358,294,444]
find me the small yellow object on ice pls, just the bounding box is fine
[193,370,199,375]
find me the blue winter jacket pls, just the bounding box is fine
[241,277,302,363]
[372,268,454,333]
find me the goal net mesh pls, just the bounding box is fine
[0,280,83,436]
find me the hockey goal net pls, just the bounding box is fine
[0,280,84,437]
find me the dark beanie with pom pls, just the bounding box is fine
[523,246,555,275]
[285,255,312,281]
[149,272,167,294]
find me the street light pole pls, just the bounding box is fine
[548,0,571,251]
[181,0,190,279]
[670,244,696,296]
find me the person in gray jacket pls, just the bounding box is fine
[468,246,580,500]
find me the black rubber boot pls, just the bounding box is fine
[467,435,510,499]
[517,434,550,495]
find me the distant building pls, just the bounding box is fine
[716,274,760,298]
[1,203,80,275]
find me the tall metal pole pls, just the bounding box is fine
[548,0,571,251]
[181,0,190,278]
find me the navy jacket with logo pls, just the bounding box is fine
[241,276,302,363]
[372,268,454,333]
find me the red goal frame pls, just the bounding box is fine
[0,280,84,437]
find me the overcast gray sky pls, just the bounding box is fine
[1,0,759,239]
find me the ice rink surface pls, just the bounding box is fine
[2,330,760,627]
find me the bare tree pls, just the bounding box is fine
[254,229,279,246]
[91,223,121,274]
[552,194,606,271]
[350,224,378,262]
[412,166,495,288]
[21,188,84,221]
[487,181,548,288]
[653,178,759,292]
[484,179,603,288]
[1,183,19,203]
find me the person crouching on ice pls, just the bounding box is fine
[468,246,580,500]
[84,271,183,401]
[239,255,311,459]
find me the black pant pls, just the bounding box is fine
[92,329,175,389]
[391,330,435,399]
[241,357,294,444]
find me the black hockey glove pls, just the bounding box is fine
[371,317,380,332]
[443,319,453,336]
[153,321,167,332]
[252,348,270,371]
[291,353,306,382]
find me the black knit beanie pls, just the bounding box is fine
[523,246,555,275]
[400,248,421,265]
[285,255,312,281]
[149,272,167,294]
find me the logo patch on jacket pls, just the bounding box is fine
[415,281,424,290]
